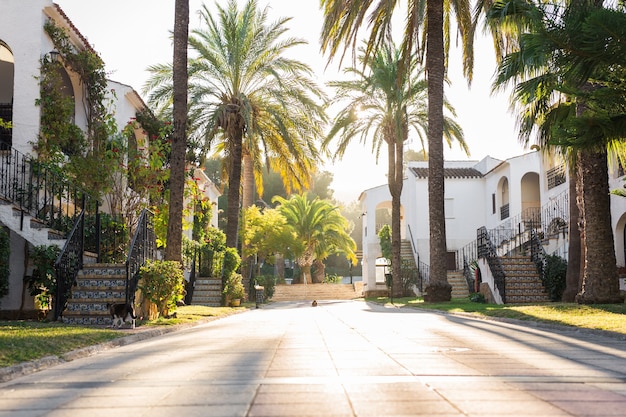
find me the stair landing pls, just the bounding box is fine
[272,283,362,302]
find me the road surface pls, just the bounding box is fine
[1,300,626,416]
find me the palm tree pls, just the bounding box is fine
[325,42,466,296]
[273,194,357,285]
[165,0,189,263]
[320,0,474,301]
[145,0,327,249]
[488,0,626,303]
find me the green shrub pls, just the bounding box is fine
[469,292,486,303]
[224,273,245,300]
[255,274,276,300]
[542,254,567,301]
[323,273,342,284]
[138,260,185,317]
[26,245,61,310]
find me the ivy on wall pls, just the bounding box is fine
[37,21,117,198]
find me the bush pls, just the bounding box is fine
[224,273,245,301]
[26,245,61,310]
[469,292,486,303]
[323,273,342,284]
[255,274,276,300]
[138,260,185,317]
[542,254,567,301]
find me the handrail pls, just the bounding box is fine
[54,209,85,320]
[477,226,507,303]
[126,208,157,305]
[0,145,96,235]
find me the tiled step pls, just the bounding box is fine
[191,277,221,307]
[500,256,550,303]
[447,271,470,298]
[62,263,128,326]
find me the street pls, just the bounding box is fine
[1,300,626,416]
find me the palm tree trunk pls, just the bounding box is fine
[425,0,451,301]
[563,160,581,302]
[225,129,243,249]
[240,151,255,299]
[165,0,189,263]
[312,259,325,283]
[388,137,403,298]
[576,149,623,304]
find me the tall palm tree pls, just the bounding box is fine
[488,0,626,303]
[320,0,474,301]
[273,194,357,284]
[325,42,466,296]
[165,0,189,263]
[145,0,327,249]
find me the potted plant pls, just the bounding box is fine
[224,273,245,307]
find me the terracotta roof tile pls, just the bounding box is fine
[52,3,97,54]
[410,167,483,179]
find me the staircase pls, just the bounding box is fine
[190,277,222,307]
[272,283,361,302]
[0,200,66,248]
[62,264,128,326]
[501,256,549,303]
[447,270,470,299]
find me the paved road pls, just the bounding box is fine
[2,300,626,417]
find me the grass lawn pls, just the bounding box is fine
[368,297,626,335]
[0,304,250,368]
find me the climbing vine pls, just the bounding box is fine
[37,21,117,198]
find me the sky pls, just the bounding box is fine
[55,0,526,203]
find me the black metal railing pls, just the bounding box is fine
[459,240,478,293]
[477,226,507,303]
[416,253,430,292]
[0,145,96,235]
[54,209,85,320]
[529,227,547,283]
[126,208,157,305]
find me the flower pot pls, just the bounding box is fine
[230,299,241,307]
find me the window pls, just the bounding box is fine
[547,165,566,189]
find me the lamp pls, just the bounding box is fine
[47,50,60,62]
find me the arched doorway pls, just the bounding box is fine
[0,40,14,149]
[497,177,510,220]
[521,172,541,226]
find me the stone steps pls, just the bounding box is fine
[447,271,470,299]
[190,277,221,307]
[501,256,549,304]
[61,264,128,326]
[272,283,361,302]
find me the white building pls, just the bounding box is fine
[359,150,626,299]
[0,1,220,316]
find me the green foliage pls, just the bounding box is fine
[26,245,61,310]
[542,254,568,302]
[138,260,185,317]
[378,224,392,261]
[323,273,342,284]
[220,247,241,280]
[0,227,9,302]
[469,292,486,303]
[255,274,276,300]
[398,259,419,296]
[224,273,245,300]
[189,227,226,277]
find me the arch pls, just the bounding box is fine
[0,40,14,149]
[521,172,541,225]
[497,176,510,220]
[373,199,405,240]
[615,212,626,266]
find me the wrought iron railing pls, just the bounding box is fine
[416,253,430,292]
[126,208,157,305]
[529,227,547,283]
[459,240,478,293]
[54,210,85,320]
[0,145,97,236]
[477,226,507,303]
